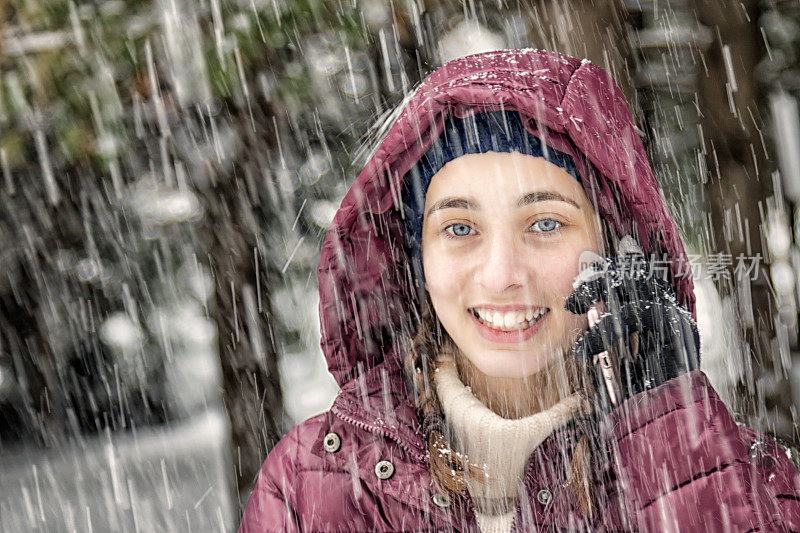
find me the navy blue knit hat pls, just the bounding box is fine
[402,110,582,283]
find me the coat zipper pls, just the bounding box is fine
[333,402,482,531]
[331,402,428,463]
[509,451,539,533]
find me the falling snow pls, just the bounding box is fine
[2,1,800,531]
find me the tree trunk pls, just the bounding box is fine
[693,0,787,439]
[207,170,283,513]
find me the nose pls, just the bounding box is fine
[474,232,528,294]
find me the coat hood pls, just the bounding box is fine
[318,49,695,389]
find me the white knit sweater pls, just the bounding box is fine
[434,353,586,533]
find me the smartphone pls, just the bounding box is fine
[588,306,622,411]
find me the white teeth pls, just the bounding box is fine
[472,308,547,331]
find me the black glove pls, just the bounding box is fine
[565,240,701,413]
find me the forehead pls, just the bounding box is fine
[424,151,587,205]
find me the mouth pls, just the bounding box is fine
[470,307,548,330]
[468,306,550,343]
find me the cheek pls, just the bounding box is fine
[422,249,454,293]
[423,249,465,305]
[535,248,585,298]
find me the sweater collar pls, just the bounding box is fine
[434,352,588,514]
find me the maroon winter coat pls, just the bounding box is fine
[240,49,800,531]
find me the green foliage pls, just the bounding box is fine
[1,0,373,171]
[0,0,400,390]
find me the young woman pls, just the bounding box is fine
[240,50,800,531]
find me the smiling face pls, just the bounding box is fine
[421,151,603,380]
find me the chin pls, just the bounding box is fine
[470,351,552,380]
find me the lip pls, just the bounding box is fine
[468,308,549,343]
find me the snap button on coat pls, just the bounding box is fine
[323,432,341,453]
[537,489,553,505]
[432,493,451,508]
[375,460,395,480]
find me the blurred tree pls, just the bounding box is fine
[210,1,426,508]
[692,0,796,443]
[0,0,429,513]
[758,0,800,440]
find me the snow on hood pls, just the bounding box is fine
[318,49,695,387]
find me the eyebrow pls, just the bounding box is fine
[425,197,478,217]
[517,191,580,209]
[425,190,580,217]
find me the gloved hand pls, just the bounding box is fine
[565,237,701,413]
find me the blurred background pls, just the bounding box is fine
[1,0,800,530]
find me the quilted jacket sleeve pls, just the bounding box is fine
[599,370,800,532]
[239,425,301,533]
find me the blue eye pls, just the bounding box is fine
[531,219,562,233]
[445,223,474,237]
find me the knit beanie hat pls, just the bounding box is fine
[402,110,582,284]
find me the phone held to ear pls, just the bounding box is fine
[588,305,622,412]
